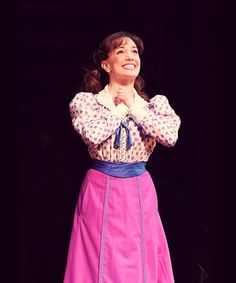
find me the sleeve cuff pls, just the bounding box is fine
[129,97,149,121]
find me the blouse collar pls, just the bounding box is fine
[96,85,116,111]
[96,85,147,111]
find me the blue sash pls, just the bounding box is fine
[91,159,146,178]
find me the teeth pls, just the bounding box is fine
[123,64,135,70]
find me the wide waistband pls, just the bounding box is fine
[91,159,147,178]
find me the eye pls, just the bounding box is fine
[132,49,139,54]
[116,49,124,54]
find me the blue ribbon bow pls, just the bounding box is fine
[114,121,132,150]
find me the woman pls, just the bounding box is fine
[64,31,181,283]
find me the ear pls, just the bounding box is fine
[101,60,110,73]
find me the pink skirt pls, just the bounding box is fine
[63,169,175,283]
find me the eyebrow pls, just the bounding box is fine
[115,45,138,49]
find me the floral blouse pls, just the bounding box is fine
[69,85,181,163]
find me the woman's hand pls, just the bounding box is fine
[115,86,134,108]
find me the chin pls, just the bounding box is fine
[123,71,139,78]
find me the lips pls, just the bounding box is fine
[122,64,136,70]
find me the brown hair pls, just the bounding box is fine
[81,31,149,101]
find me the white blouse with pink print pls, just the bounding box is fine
[69,85,181,163]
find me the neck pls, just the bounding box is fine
[108,82,134,98]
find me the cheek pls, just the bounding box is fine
[117,57,124,65]
[137,62,141,71]
[111,58,122,68]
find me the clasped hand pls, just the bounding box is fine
[115,86,134,108]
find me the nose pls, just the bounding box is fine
[125,51,134,60]
[125,55,134,61]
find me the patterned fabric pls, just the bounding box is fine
[69,85,181,162]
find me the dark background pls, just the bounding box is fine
[20,0,216,282]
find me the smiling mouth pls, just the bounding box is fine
[122,64,136,70]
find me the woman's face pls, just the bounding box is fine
[101,37,141,83]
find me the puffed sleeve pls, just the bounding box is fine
[129,95,181,147]
[69,92,128,147]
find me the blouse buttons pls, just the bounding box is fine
[119,118,128,162]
